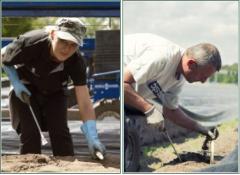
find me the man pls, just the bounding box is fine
[124,33,220,140]
[2,18,106,159]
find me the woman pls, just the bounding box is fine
[2,18,105,159]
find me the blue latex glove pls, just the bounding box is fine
[81,120,106,159]
[2,65,31,103]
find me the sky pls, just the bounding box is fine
[123,1,238,65]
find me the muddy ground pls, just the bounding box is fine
[139,120,238,172]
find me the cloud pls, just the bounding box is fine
[123,1,238,65]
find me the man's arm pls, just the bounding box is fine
[124,68,165,126]
[74,85,95,121]
[163,106,209,135]
[124,68,152,113]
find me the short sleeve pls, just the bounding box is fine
[2,35,29,66]
[66,53,87,86]
[126,50,167,85]
[2,30,49,66]
[163,82,184,109]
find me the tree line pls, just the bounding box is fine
[2,17,120,38]
[209,63,238,84]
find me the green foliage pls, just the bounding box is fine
[209,63,238,84]
[219,118,238,130]
[3,17,58,37]
[2,71,7,78]
[82,17,120,37]
[143,146,160,156]
[2,17,120,38]
[143,118,238,159]
[3,18,34,37]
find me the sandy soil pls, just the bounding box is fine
[1,118,120,173]
[2,154,120,173]
[1,121,237,173]
[139,121,238,172]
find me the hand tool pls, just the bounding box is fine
[96,151,104,160]
[23,93,48,146]
[202,136,215,164]
[164,129,182,162]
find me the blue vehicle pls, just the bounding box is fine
[88,70,120,120]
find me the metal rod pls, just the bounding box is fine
[96,151,104,160]
[29,105,48,146]
[164,130,182,162]
[210,141,214,164]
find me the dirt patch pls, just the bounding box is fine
[2,153,120,173]
[139,121,238,172]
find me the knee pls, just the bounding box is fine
[20,128,41,143]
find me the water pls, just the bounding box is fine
[179,83,238,119]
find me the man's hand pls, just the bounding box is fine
[206,127,219,141]
[144,106,165,130]
[81,120,106,160]
[2,65,31,103]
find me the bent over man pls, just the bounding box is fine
[124,33,220,143]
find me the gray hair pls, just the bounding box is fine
[185,43,222,71]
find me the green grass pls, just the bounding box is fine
[143,118,238,157]
[2,72,7,78]
[218,118,238,130]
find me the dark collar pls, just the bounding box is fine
[175,71,181,80]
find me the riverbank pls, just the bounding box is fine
[139,119,238,172]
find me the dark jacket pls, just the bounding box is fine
[2,29,87,95]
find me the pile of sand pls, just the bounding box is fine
[2,154,120,173]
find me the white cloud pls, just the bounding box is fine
[123,1,238,65]
[212,24,238,36]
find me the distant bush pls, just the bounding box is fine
[209,63,238,84]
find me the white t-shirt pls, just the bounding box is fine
[124,33,186,109]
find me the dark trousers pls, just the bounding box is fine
[10,88,74,156]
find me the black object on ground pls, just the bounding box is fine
[124,126,140,172]
[163,151,224,166]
